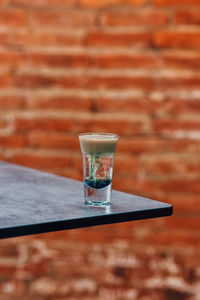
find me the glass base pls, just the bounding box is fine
[84,181,111,207]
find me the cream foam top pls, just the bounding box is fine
[79,133,118,154]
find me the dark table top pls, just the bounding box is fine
[0,161,172,239]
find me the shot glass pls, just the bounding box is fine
[79,133,118,207]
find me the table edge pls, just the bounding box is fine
[0,204,172,239]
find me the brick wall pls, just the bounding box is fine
[0,0,200,299]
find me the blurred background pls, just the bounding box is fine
[0,0,200,299]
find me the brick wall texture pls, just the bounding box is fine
[0,0,200,299]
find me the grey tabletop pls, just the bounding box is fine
[0,161,172,239]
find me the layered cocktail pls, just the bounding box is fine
[79,133,118,206]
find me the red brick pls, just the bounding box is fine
[114,155,139,174]
[15,31,83,47]
[0,119,8,129]
[112,176,159,194]
[11,0,76,7]
[0,74,13,88]
[94,54,160,69]
[145,158,177,176]
[80,0,148,8]
[114,175,200,195]
[164,192,200,212]
[53,260,87,277]
[0,96,25,109]
[15,74,57,88]
[29,53,92,68]
[168,139,200,153]
[11,30,28,48]
[0,9,27,27]
[86,31,150,47]
[0,32,10,46]
[0,135,26,148]
[28,131,79,150]
[15,73,81,89]
[165,99,200,114]
[54,168,82,180]
[157,76,200,90]
[152,31,200,49]
[100,11,168,27]
[160,179,200,193]
[15,73,154,91]
[0,52,25,67]
[86,75,154,91]
[162,53,200,70]
[0,242,18,257]
[96,97,161,113]
[10,153,71,168]
[70,155,83,173]
[0,0,8,4]
[154,0,200,6]
[19,261,51,276]
[75,118,144,136]
[165,216,200,231]
[30,10,95,28]
[14,117,73,132]
[117,137,166,154]
[70,224,126,243]
[144,229,200,246]
[143,156,200,176]
[27,96,92,112]
[152,119,200,135]
[29,54,92,68]
[175,11,200,25]
[0,264,17,275]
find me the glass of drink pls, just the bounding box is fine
[79,133,118,207]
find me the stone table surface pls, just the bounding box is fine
[0,161,172,239]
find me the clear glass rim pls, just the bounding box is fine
[79,132,118,139]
